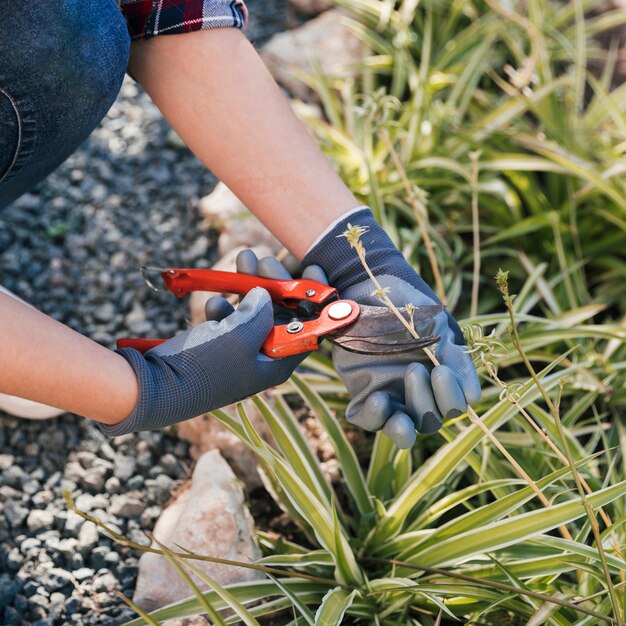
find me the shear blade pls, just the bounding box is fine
[328,303,443,355]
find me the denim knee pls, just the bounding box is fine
[0,1,131,208]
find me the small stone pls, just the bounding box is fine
[3,465,27,488]
[26,510,54,533]
[5,500,28,528]
[139,505,162,527]
[31,490,53,508]
[20,537,41,554]
[93,572,118,593]
[29,593,50,608]
[64,511,85,536]
[78,521,99,552]
[0,454,15,470]
[113,455,137,481]
[6,547,23,571]
[105,552,120,568]
[94,302,115,323]
[90,546,110,571]
[22,580,40,596]
[0,485,20,500]
[42,567,73,592]
[80,467,106,493]
[104,476,121,494]
[56,538,79,558]
[72,567,95,582]
[110,495,145,518]
[41,431,65,451]
[127,475,144,490]
[22,479,41,496]
[77,450,97,469]
[74,493,95,512]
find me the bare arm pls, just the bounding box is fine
[0,293,137,423]
[1,26,358,422]
[128,27,359,259]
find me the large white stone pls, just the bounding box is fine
[261,10,364,102]
[133,450,263,612]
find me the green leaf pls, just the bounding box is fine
[314,587,359,626]
[291,374,374,518]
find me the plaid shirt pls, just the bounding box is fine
[120,0,248,40]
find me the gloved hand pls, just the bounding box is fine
[302,207,481,449]
[99,288,306,436]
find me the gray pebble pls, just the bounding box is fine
[72,567,95,582]
[0,574,20,610]
[80,467,106,493]
[109,494,145,518]
[74,493,95,512]
[42,567,73,592]
[78,521,99,553]
[0,453,15,470]
[104,476,121,494]
[64,511,85,536]
[5,500,28,528]
[113,454,137,481]
[26,510,54,533]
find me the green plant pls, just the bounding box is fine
[83,1,626,624]
[77,273,626,623]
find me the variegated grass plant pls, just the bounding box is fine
[71,0,626,624]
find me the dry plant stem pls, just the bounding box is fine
[483,360,624,563]
[65,494,338,588]
[352,237,572,538]
[469,151,481,319]
[378,129,447,305]
[364,559,617,624]
[114,592,160,626]
[500,278,624,624]
[467,405,572,541]
[353,240,441,367]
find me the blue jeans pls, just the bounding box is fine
[0,1,130,209]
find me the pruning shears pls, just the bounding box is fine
[117,266,443,358]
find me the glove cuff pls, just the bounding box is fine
[302,207,439,303]
[97,348,158,437]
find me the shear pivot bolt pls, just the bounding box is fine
[306,289,316,297]
[328,302,352,320]
[286,321,304,334]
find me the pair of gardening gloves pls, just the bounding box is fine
[100,208,481,448]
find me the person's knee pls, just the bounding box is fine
[0,1,130,204]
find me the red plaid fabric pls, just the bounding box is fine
[120,0,248,40]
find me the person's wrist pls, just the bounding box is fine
[302,206,419,297]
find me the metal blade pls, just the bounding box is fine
[328,303,444,355]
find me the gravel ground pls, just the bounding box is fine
[0,3,290,625]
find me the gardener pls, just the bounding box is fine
[0,1,480,449]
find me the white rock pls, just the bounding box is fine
[133,450,263,612]
[261,10,364,102]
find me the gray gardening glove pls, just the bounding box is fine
[100,288,306,436]
[302,207,481,449]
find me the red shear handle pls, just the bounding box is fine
[159,268,337,308]
[116,300,360,358]
[117,338,167,352]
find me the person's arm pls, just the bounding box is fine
[128,27,358,259]
[0,292,137,423]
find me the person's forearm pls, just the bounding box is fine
[0,293,138,423]
[129,28,359,259]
